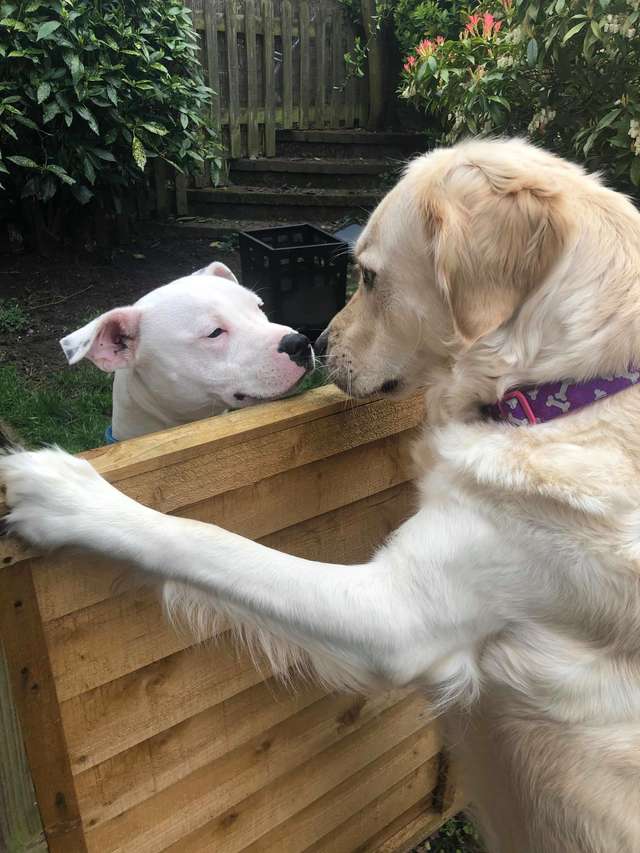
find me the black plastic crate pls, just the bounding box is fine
[239,223,349,341]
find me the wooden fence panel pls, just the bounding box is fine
[186,0,369,158]
[0,387,463,852]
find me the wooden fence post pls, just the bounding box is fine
[299,0,311,129]
[361,0,384,130]
[282,0,294,130]
[262,0,276,156]
[314,3,326,128]
[204,0,221,134]
[245,0,260,156]
[226,0,242,158]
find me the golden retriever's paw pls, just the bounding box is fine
[0,448,108,550]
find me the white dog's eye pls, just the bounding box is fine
[208,328,225,339]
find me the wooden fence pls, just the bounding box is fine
[185,0,368,158]
[0,386,463,853]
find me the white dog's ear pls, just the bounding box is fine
[426,160,569,344]
[198,262,239,283]
[60,307,142,372]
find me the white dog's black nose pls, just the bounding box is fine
[278,333,312,367]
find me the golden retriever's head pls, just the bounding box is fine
[318,139,576,400]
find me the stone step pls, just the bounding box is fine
[230,156,398,189]
[276,128,428,159]
[187,185,382,221]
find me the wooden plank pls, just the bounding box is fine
[152,159,170,218]
[44,483,415,701]
[261,482,414,563]
[204,0,221,132]
[314,3,326,129]
[0,643,47,853]
[262,0,276,156]
[33,429,417,622]
[362,794,467,853]
[174,172,188,216]
[191,10,311,40]
[107,399,421,515]
[330,13,344,128]
[0,562,87,853]
[358,63,369,128]
[60,641,265,773]
[345,19,358,129]
[85,386,362,485]
[45,587,188,702]
[241,730,441,853]
[361,0,384,130]
[75,679,324,830]
[225,0,241,158]
[84,692,400,853]
[161,693,431,853]
[0,391,423,566]
[281,0,293,129]
[244,0,260,156]
[304,762,441,853]
[299,0,311,128]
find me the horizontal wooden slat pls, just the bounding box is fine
[261,482,414,561]
[0,390,423,566]
[84,386,369,485]
[161,694,432,853]
[360,793,467,853]
[61,641,266,773]
[85,692,401,853]
[46,483,415,701]
[241,730,440,853]
[75,679,324,830]
[304,762,439,853]
[32,430,417,623]
[113,397,422,515]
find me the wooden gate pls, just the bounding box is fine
[186,0,369,158]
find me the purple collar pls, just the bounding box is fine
[485,368,640,426]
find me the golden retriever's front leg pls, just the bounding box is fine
[1,447,505,696]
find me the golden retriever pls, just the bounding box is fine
[4,138,640,852]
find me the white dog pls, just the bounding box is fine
[5,138,640,852]
[60,262,313,440]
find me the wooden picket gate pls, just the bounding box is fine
[0,387,464,853]
[185,0,368,158]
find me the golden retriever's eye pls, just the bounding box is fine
[361,268,376,289]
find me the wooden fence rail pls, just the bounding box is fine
[0,386,463,852]
[186,0,369,158]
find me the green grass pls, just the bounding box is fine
[0,299,31,334]
[0,364,112,453]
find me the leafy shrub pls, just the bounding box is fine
[393,1,461,55]
[0,0,219,243]
[400,0,640,191]
[339,1,459,77]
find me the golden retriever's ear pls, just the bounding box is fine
[426,163,569,343]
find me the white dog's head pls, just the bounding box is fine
[60,262,313,414]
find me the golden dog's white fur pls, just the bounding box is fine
[4,139,640,852]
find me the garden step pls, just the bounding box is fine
[275,128,428,159]
[230,157,398,189]
[187,185,383,222]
